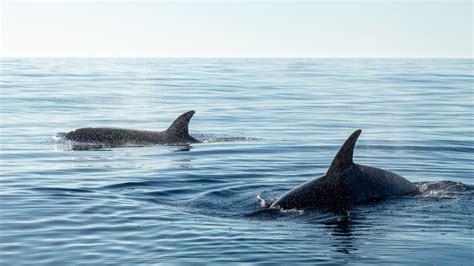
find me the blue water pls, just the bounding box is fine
[1,58,473,264]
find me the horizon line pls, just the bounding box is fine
[2,56,473,60]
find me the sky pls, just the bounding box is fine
[1,1,472,58]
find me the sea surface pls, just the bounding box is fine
[1,58,473,265]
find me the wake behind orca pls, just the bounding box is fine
[65,111,199,146]
[271,130,418,211]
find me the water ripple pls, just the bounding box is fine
[1,58,472,264]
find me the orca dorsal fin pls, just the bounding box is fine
[165,111,195,138]
[327,129,362,175]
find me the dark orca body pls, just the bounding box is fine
[271,130,418,210]
[66,111,199,145]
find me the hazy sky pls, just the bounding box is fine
[1,1,472,58]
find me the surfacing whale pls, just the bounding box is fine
[66,111,199,146]
[271,129,418,211]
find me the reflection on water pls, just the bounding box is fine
[173,144,193,152]
[325,213,356,254]
[172,157,193,169]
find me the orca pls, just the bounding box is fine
[271,129,418,210]
[65,111,199,146]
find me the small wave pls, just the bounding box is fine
[100,181,156,190]
[243,208,286,218]
[200,136,262,144]
[256,194,269,208]
[244,193,307,218]
[30,187,93,194]
[254,193,278,208]
[143,188,199,198]
[415,181,472,198]
[52,132,68,143]
[357,144,473,153]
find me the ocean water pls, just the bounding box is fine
[1,58,473,264]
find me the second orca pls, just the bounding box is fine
[65,111,199,146]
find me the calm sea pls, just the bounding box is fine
[1,58,473,264]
